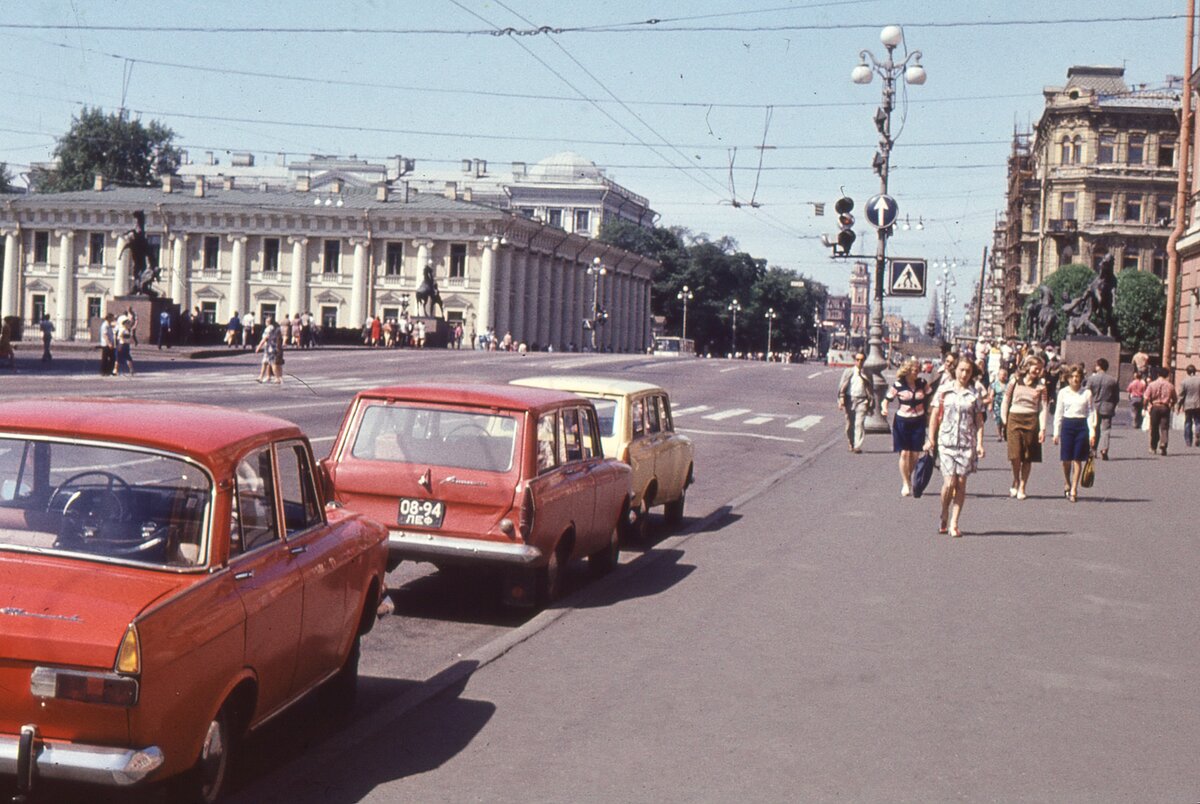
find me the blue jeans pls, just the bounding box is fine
[1184,409,1200,447]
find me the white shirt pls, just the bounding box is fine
[1054,385,1096,439]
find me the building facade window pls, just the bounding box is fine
[31,294,46,324]
[1124,195,1143,223]
[263,238,281,273]
[1152,249,1168,278]
[1097,133,1116,164]
[1128,133,1145,164]
[574,209,590,233]
[1061,192,1076,220]
[1060,137,1073,164]
[518,207,535,219]
[1094,192,1113,221]
[547,209,564,229]
[323,240,340,274]
[259,302,277,324]
[385,242,403,276]
[33,231,49,264]
[321,305,338,328]
[88,232,105,266]
[1156,196,1173,226]
[449,243,466,278]
[200,301,217,324]
[1122,251,1139,271]
[87,296,102,322]
[203,236,220,270]
[1158,137,1176,168]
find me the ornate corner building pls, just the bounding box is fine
[998,66,1181,334]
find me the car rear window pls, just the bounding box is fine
[350,403,517,472]
[588,398,617,438]
[0,437,212,569]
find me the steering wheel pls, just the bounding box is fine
[48,470,134,532]
[444,423,489,440]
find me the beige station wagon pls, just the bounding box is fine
[511,377,694,541]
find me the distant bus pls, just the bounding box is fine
[654,336,696,357]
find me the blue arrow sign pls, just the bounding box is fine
[864,194,899,229]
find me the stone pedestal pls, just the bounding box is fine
[412,317,448,348]
[111,296,180,345]
[1060,335,1120,373]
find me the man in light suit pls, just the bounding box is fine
[837,352,875,453]
[1085,357,1120,460]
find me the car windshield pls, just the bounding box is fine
[0,437,212,569]
[350,403,517,472]
[587,398,617,438]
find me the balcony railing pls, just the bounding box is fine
[1047,218,1078,233]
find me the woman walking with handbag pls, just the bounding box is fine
[882,358,930,497]
[925,356,987,537]
[1001,355,1048,500]
[1053,364,1097,502]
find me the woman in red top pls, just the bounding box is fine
[882,358,930,497]
[1126,371,1147,429]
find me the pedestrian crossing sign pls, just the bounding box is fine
[888,258,927,297]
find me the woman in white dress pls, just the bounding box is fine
[925,356,987,537]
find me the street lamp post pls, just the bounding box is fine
[677,285,694,342]
[765,307,778,360]
[851,24,926,434]
[934,258,957,342]
[727,298,741,356]
[586,257,607,351]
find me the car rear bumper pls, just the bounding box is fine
[387,529,542,565]
[0,725,164,789]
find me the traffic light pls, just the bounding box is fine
[835,196,856,256]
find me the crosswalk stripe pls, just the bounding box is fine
[671,405,710,417]
[742,415,774,425]
[703,408,752,421]
[807,371,825,379]
[787,414,824,430]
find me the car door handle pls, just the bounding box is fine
[289,545,308,555]
[234,570,254,581]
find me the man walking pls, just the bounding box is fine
[99,312,116,376]
[1177,364,1200,447]
[157,308,172,349]
[837,352,875,453]
[39,314,54,362]
[1143,367,1177,455]
[1086,358,1120,460]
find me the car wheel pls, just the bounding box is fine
[173,706,233,804]
[321,635,361,717]
[663,488,686,528]
[538,541,567,606]
[589,519,620,577]
[623,498,651,543]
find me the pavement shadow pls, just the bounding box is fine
[384,569,533,628]
[966,529,1072,538]
[573,548,696,609]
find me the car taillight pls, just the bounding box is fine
[519,486,535,540]
[30,667,139,706]
[115,625,141,675]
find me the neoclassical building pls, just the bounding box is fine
[0,174,658,350]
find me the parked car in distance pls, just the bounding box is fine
[653,336,696,357]
[322,384,632,607]
[510,376,694,541]
[0,399,388,803]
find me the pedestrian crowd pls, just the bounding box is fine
[838,337,1197,538]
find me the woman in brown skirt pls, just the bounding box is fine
[1000,354,1048,500]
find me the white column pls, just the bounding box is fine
[1,231,17,319]
[289,236,308,315]
[171,234,188,307]
[477,241,497,337]
[511,250,527,344]
[228,235,247,316]
[55,231,75,339]
[114,234,130,298]
[350,239,368,328]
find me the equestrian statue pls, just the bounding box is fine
[119,210,162,297]
[415,262,444,318]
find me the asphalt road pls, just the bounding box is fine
[6,346,1196,801]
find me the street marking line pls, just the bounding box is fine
[743,415,774,425]
[787,415,824,430]
[702,408,752,421]
[677,427,805,444]
[807,371,825,379]
[671,405,710,417]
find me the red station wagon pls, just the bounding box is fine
[0,399,388,803]
[323,384,633,607]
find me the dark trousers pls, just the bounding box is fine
[1184,408,1200,447]
[99,346,115,376]
[1149,405,1171,452]
[1130,398,1144,429]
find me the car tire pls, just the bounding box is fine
[589,519,620,577]
[538,541,567,606]
[623,498,651,543]
[321,635,361,718]
[173,706,233,804]
[663,488,686,528]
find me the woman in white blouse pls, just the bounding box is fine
[1053,364,1097,502]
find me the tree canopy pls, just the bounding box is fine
[38,107,181,193]
[1113,269,1165,354]
[0,163,13,193]
[600,220,827,356]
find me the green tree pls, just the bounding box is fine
[1113,269,1165,354]
[39,107,181,193]
[1020,262,1094,343]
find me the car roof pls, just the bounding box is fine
[510,375,664,397]
[352,383,587,411]
[0,398,303,470]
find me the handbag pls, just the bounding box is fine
[1080,453,1095,488]
[912,450,935,498]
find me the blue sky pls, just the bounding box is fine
[0,1,1188,322]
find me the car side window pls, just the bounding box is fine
[631,397,646,438]
[646,395,662,434]
[579,407,598,459]
[275,441,323,537]
[560,407,584,463]
[658,395,674,432]
[232,446,280,554]
[536,412,558,474]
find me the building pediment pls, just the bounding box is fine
[252,288,285,302]
[195,285,225,300]
[25,279,52,292]
[80,282,109,295]
[376,291,410,305]
[315,290,345,305]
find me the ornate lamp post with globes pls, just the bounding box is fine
[677,285,694,342]
[586,257,607,351]
[727,298,742,356]
[851,24,926,433]
[765,307,778,360]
